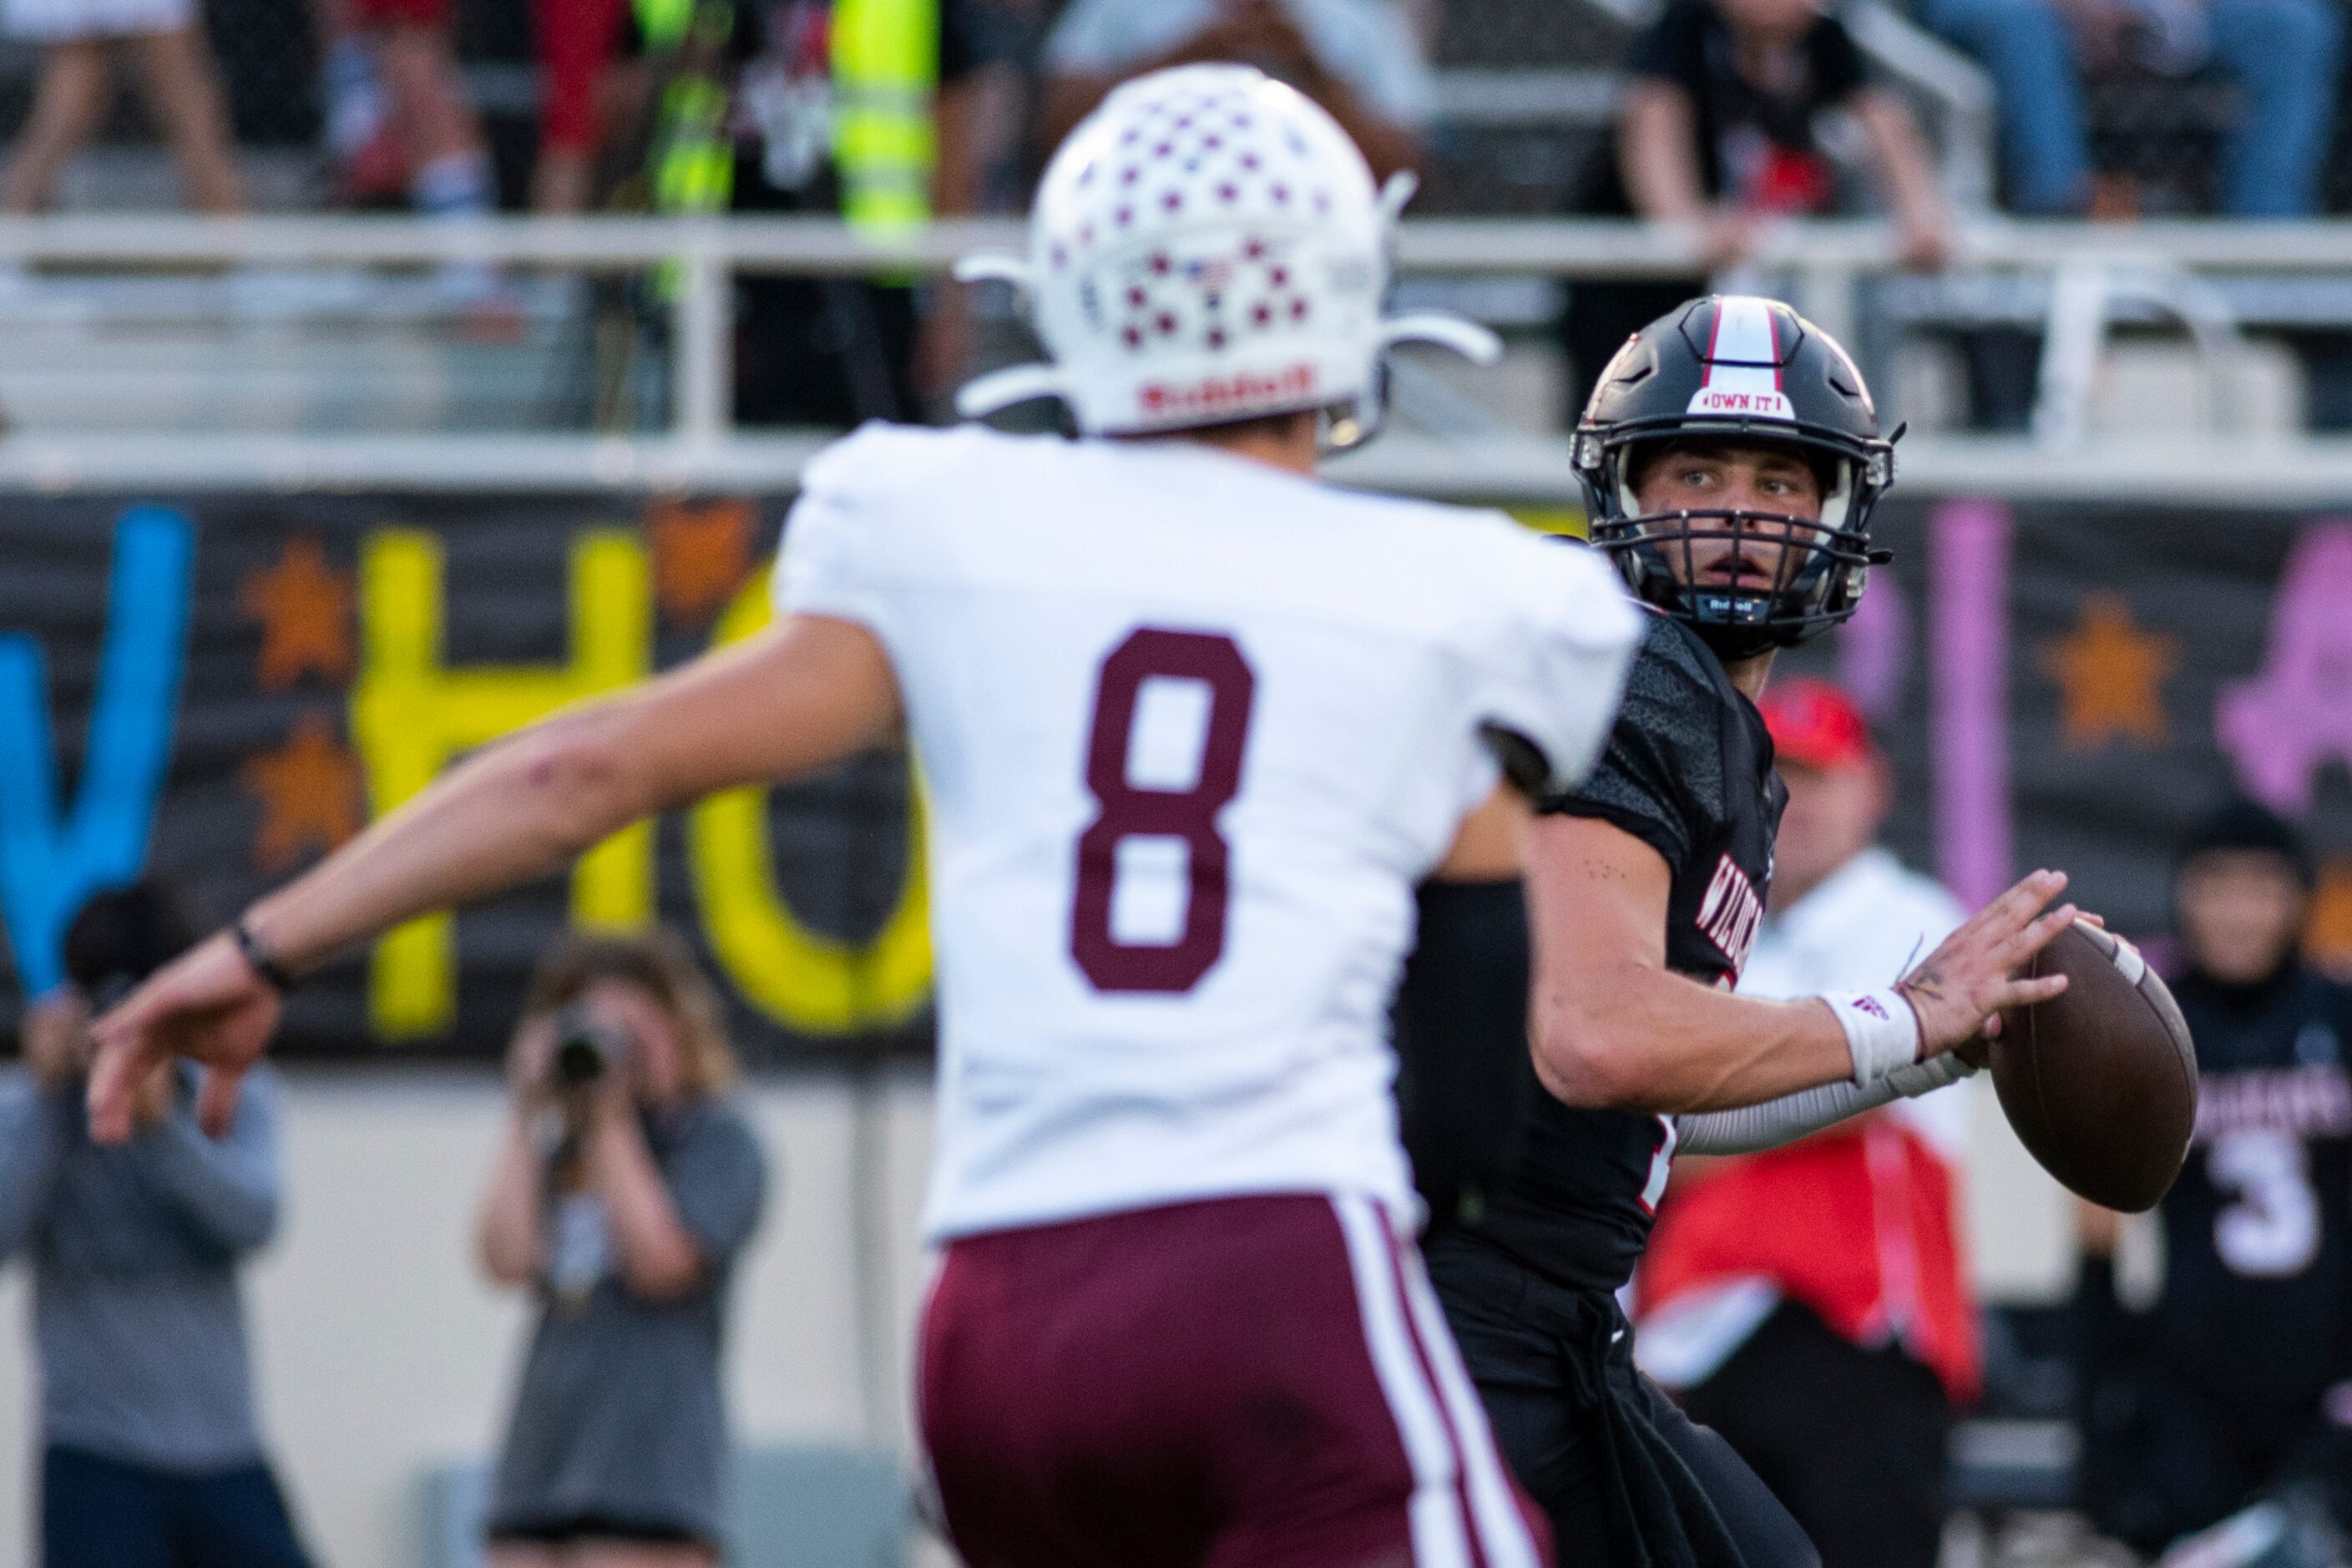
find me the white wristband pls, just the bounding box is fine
[1826,989,1922,1086]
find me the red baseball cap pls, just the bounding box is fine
[1758,678,1878,772]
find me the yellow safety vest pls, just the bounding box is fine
[831,0,938,232]
[632,0,938,234]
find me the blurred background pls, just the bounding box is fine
[3,0,2352,1564]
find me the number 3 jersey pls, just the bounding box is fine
[775,422,1641,1242]
[2158,964,2352,1408]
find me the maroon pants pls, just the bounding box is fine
[919,1192,1551,1568]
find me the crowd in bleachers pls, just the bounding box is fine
[0,0,2340,223]
[0,0,2346,422]
[3,0,2343,222]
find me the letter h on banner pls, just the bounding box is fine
[349,529,651,1039]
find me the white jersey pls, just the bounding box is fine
[776,423,1638,1239]
[1738,845,1974,1159]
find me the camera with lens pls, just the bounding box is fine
[550,1005,630,1088]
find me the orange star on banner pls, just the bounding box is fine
[240,538,355,690]
[2041,592,2177,751]
[2307,860,2352,981]
[240,713,365,873]
[650,498,754,625]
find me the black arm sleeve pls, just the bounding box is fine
[1394,879,1533,1238]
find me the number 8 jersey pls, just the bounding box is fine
[776,422,1640,1241]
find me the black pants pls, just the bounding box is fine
[1429,1233,1819,1568]
[2081,1354,2352,1556]
[42,1445,313,1568]
[1678,1301,1950,1568]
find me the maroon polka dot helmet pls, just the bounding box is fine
[955,64,1498,444]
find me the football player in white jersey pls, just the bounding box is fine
[86,64,1643,1567]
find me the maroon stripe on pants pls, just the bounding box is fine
[918,1193,1457,1568]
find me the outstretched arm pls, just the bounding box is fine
[1526,812,2073,1115]
[89,613,901,1141]
[1851,87,1952,270]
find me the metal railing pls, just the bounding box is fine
[2,213,2351,497]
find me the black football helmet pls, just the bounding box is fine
[1573,296,1895,661]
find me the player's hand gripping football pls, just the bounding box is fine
[1899,868,2081,1065]
[85,928,282,1144]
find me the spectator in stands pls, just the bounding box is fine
[477,929,767,1567]
[0,0,244,215]
[311,0,402,203]
[918,0,1060,404]
[1920,0,2339,215]
[1561,0,1950,416]
[1635,681,1975,1568]
[2077,800,2352,1559]
[0,881,311,1568]
[1036,0,1433,182]
[311,0,497,250]
[529,0,632,212]
[729,0,1009,424]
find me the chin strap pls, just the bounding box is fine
[955,362,1070,419]
[952,253,1034,292]
[1378,169,1419,225]
[1376,312,1503,365]
[1323,311,1505,453]
[950,253,1065,419]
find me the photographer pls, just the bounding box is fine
[476,929,768,1568]
[0,879,311,1568]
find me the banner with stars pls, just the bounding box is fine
[0,493,928,1063]
[6,488,2352,1060]
[1775,496,2352,974]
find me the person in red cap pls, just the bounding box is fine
[1630,676,1976,1568]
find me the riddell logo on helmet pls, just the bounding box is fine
[1687,387,1796,419]
[1140,363,1318,418]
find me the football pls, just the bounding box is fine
[1991,921,2199,1213]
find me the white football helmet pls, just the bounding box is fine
[955,63,1498,443]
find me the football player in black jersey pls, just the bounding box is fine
[1424,296,2092,1568]
[2081,799,2352,1560]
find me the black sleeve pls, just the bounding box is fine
[1540,618,1721,872]
[1626,0,1710,90]
[1394,880,1533,1238]
[1809,15,1869,104]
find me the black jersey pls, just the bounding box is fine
[2154,964,2352,1413]
[1467,611,1787,1292]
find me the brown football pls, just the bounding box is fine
[1991,921,2198,1213]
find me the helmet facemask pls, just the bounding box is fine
[1577,422,1893,661]
[1572,296,1898,662]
